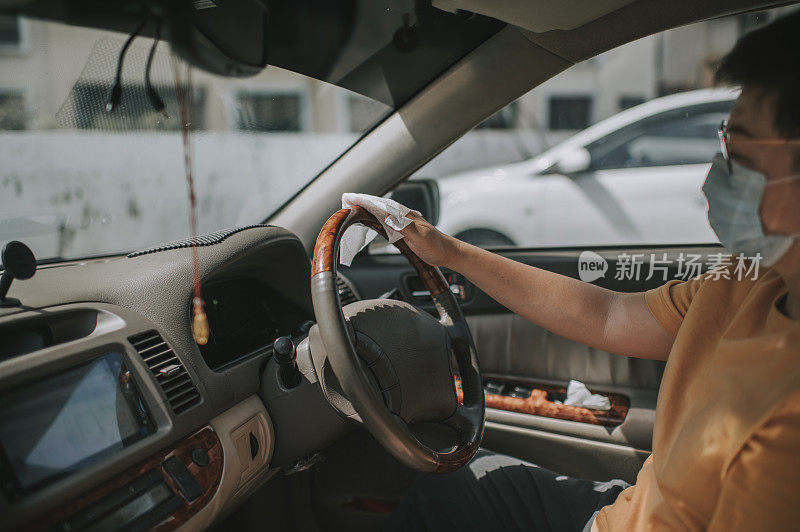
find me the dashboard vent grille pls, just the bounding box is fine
[128,330,201,415]
[336,274,359,306]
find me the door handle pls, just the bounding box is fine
[411,283,466,299]
[406,272,470,301]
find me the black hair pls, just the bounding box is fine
[715,10,800,138]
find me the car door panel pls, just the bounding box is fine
[592,164,715,244]
[465,312,666,388]
[436,177,547,246]
[342,245,722,482]
[484,421,653,483]
[540,174,647,246]
[540,166,715,248]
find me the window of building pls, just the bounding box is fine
[476,102,519,130]
[0,15,21,48]
[0,92,27,130]
[618,95,646,111]
[548,95,592,130]
[237,91,304,132]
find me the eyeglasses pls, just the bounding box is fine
[718,120,800,172]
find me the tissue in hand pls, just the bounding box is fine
[562,380,611,411]
[338,193,421,266]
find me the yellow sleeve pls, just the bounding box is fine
[643,275,706,337]
[707,391,800,531]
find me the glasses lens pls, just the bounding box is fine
[718,121,729,159]
[718,121,732,172]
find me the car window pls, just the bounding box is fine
[2,0,504,262]
[380,7,791,251]
[0,15,397,261]
[586,102,733,171]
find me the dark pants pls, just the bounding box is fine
[384,450,629,532]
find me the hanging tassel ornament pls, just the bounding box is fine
[191,296,209,345]
[173,57,209,346]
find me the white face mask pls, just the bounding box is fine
[702,153,799,267]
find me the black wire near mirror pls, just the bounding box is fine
[11,0,270,78]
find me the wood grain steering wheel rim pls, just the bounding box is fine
[310,206,485,473]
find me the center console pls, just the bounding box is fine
[0,337,225,531]
[0,303,277,532]
[34,427,223,532]
[0,351,155,501]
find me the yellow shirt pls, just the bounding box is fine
[597,265,800,530]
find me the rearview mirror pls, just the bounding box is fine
[163,0,269,77]
[390,179,440,226]
[553,147,591,175]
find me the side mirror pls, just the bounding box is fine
[389,179,440,226]
[553,147,591,175]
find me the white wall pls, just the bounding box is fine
[0,132,355,259]
[0,129,549,259]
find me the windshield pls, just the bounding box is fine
[0,16,393,261]
[1,0,503,262]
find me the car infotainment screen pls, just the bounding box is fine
[0,351,155,498]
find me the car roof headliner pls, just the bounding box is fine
[433,0,638,33]
[6,0,779,110]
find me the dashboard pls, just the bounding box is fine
[0,226,348,531]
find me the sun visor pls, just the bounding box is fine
[433,0,638,33]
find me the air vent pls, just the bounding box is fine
[336,274,359,306]
[128,330,201,415]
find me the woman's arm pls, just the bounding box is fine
[399,214,675,360]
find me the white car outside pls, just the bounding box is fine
[434,88,739,248]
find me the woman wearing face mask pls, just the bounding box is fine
[385,11,800,532]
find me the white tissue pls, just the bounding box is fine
[562,380,611,410]
[338,193,421,266]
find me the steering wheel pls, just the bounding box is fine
[309,206,484,473]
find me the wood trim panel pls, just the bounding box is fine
[30,426,223,532]
[311,207,448,296]
[456,376,629,427]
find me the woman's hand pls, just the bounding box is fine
[398,213,461,267]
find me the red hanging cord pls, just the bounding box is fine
[173,59,208,345]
